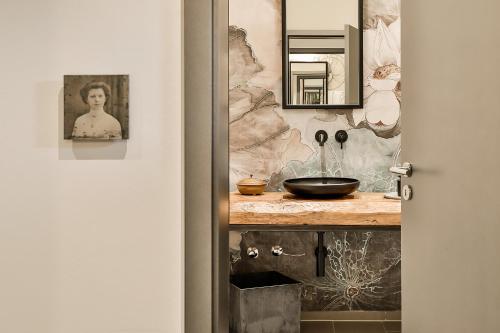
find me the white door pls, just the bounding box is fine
[402,1,500,332]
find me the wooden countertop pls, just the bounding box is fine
[230,192,401,228]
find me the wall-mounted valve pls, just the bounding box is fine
[271,245,284,256]
[247,247,259,259]
[335,130,348,149]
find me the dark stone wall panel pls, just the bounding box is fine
[230,230,401,311]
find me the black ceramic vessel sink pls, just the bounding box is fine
[283,177,360,197]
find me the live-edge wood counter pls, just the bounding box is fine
[230,192,401,231]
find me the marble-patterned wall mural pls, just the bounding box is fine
[229,0,402,312]
[229,0,401,192]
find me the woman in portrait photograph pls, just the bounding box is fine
[72,81,122,139]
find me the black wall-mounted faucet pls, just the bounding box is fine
[315,130,328,146]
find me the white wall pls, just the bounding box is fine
[287,0,358,30]
[0,1,182,332]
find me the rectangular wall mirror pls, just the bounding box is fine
[282,0,363,109]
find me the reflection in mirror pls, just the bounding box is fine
[289,62,328,105]
[283,0,362,108]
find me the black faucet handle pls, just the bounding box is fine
[335,130,348,149]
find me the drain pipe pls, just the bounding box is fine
[315,232,327,277]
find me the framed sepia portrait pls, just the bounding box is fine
[64,75,129,140]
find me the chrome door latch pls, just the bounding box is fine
[390,162,413,177]
[402,185,413,201]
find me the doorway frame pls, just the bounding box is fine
[184,0,229,332]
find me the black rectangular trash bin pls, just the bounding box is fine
[230,271,302,333]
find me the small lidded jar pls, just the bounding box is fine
[236,175,267,195]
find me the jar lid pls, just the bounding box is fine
[237,174,266,186]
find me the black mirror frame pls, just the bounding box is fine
[281,0,364,109]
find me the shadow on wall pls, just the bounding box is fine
[56,87,127,160]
